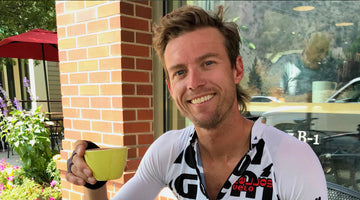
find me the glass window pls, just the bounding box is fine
[165,0,360,193]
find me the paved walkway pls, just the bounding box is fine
[0,150,22,166]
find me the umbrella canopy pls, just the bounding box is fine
[0,29,58,61]
[0,29,59,113]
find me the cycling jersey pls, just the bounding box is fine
[114,120,328,200]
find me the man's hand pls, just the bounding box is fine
[65,140,97,186]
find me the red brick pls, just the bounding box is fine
[122,84,135,95]
[56,13,75,26]
[123,110,136,121]
[136,59,152,70]
[136,32,152,45]
[60,74,69,85]
[68,24,86,37]
[78,34,98,47]
[121,57,134,69]
[102,110,123,121]
[77,7,96,23]
[127,147,137,158]
[58,51,67,62]
[136,4,151,19]
[120,1,134,15]
[100,84,122,96]
[121,43,149,57]
[113,122,124,133]
[121,30,134,42]
[137,109,153,120]
[120,16,148,31]
[103,134,124,146]
[138,134,153,145]
[89,72,110,83]
[63,118,72,129]
[87,19,108,33]
[62,97,70,107]
[100,57,121,70]
[69,73,88,84]
[92,121,113,133]
[122,97,149,108]
[111,71,122,82]
[138,146,149,157]
[98,2,120,18]
[123,122,150,133]
[68,49,87,61]
[124,135,136,146]
[131,1,149,6]
[136,84,152,95]
[63,108,80,118]
[82,109,101,120]
[73,120,91,131]
[64,130,82,140]
[79,85,99,96]
[71,97,90,108]
[55,2,65,15]
[111,44,120,56]
[83,131,102,142]
[90,97,111,108]
[110,16,120,29]
[126,159,141,171]
[122,71,149,83]
[112,97,123,108]
[59,62,77,73]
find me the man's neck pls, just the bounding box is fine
[195,110,253,161]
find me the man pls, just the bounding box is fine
[66,6,328,200]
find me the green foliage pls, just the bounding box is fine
[0,107,55,184]
[0,0,56,68]
[0,159,61,200]
[247,57,263,93]
[0,77,59,185]
[345,36,360,60]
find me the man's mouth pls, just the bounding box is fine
[190,94,214,104]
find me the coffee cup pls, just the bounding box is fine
[84,147,127,181]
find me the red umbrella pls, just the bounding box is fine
[0,29,59,112]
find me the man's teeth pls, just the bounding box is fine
[191,94,214,104]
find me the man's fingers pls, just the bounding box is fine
[66,172,86,186]
[74,140,88,157]
[71,153,97,185]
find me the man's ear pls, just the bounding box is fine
[234,56,244,84]
[166,80,173,97]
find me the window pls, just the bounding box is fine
[165,0,360,193]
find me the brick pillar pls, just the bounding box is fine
[55,1,153,199]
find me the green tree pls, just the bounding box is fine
[247,57,262,94]
[0,0,56,67]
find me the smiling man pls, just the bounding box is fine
[66,6,328,200]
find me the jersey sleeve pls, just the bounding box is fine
[112,129,187,199]
[274,134,328,200]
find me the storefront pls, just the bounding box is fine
[160,0,360,196]
[56,1,359,199]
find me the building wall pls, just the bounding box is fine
[55,1,154,199]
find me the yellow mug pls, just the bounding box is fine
[84,147,127,181]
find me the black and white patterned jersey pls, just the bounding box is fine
[115,120,328,200]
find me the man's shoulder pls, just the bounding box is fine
[147,125,195,156]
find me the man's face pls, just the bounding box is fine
[164,27,243,129]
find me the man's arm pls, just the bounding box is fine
[65,140,109,200]
[84,184,108,200]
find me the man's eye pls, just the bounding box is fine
[175,70,185,76]
[205,61,213,66]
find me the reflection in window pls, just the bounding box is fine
[175,0,360,193]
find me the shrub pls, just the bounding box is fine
[0,77,58,184]
[0,158,61,200]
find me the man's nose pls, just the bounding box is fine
[187,68,205,90]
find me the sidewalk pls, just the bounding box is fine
[0,150,22,166]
